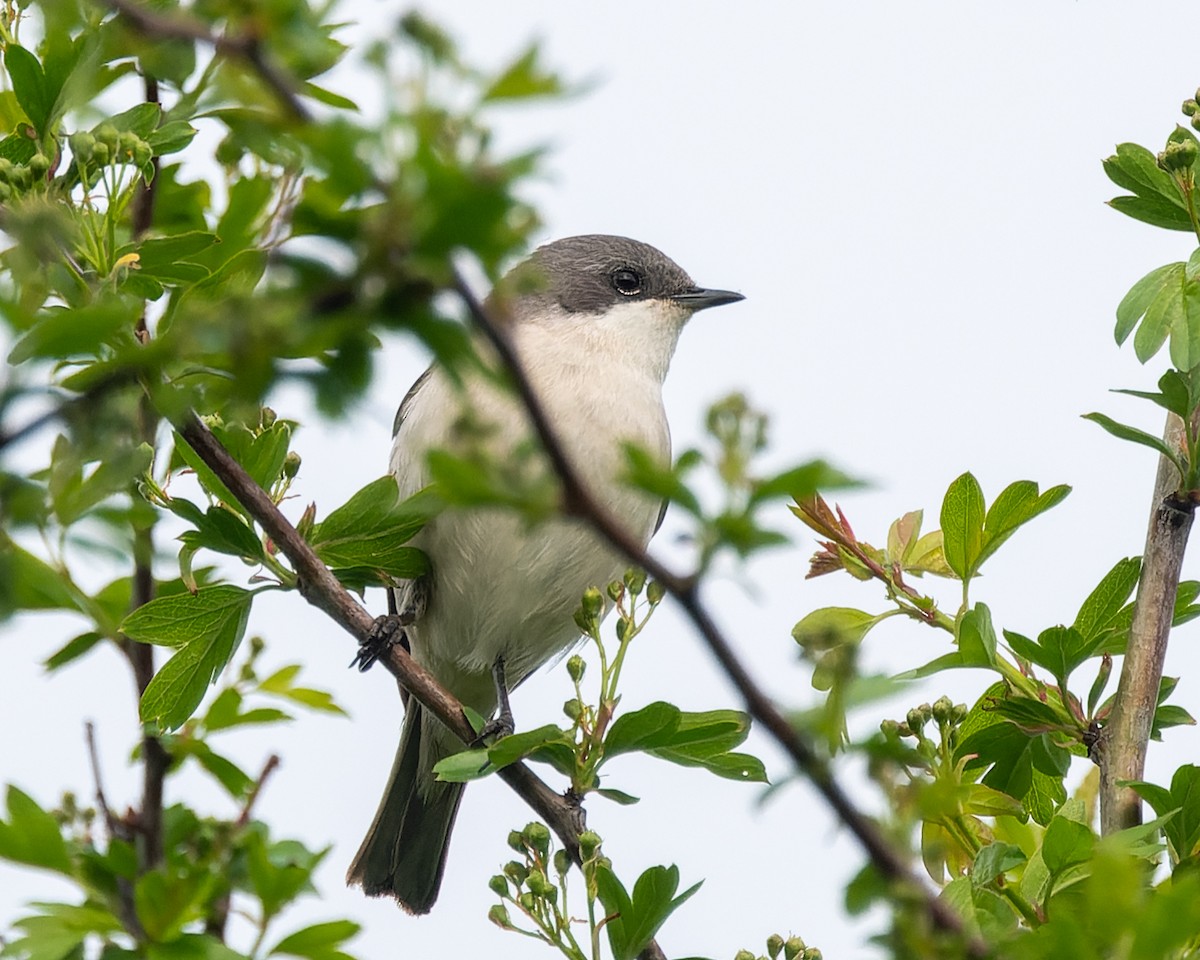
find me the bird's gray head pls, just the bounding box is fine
[492,235,744,319]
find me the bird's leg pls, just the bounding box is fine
[476,655,515,743]
[350,580,424,673]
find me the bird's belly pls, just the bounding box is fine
[412,495,654,711]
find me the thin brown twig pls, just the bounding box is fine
[100,0,312,122]
[237,753,281,827]
[1099,410,1199,834]
[85,721,144,940]
[452,269,987,955]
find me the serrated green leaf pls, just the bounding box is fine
[1116,264,1180,345]
[122,584,252,648]
[958,603,998,666]
[604,702,680,757]
[8,300,140,364]
[311,479,438,575]
[107,101,162,137]
[485,724,568,769]
[1074,557,1141,643]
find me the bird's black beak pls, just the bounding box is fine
[670,287,746,311]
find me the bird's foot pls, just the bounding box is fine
[351,614,410,672]
[472,655,515,745]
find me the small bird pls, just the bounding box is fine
[346,234,744,913]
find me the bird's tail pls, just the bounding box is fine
[346,703,465,914]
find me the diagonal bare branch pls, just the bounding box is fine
[451,267,988,955]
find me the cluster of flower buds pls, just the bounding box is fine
[735,933,821,960]
[881,695,968,742]
[69,124,153,172]
[0,152,51,202]
[1183,89,1200,130]
[1158,136,1199,173]
[487,822,606,931]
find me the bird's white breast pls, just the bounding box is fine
[390,300,686,710]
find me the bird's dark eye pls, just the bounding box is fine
[612,268,643,296]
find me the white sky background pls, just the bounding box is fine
[5,2,1200,958]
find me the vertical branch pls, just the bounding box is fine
[125,69,169,870]
[1100,410,1199,834]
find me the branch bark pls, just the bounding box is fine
[174,414,589,863]
[1099,410,1198,834]
[452,270,986,954]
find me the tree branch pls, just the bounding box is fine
[173,413,588,862]
[99,0,312,122]
[452,269,986,954]
[1099,410,1199,834]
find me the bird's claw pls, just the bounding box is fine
[351,614,409,672]
[474,713,515,746]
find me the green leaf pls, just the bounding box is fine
[1082,412,1185,475]
[129,587,254,730]
[975,481,1070,571]
[1037,625,1101,689]
[5,45,49,130]
[1073,557,1141,643]
[604,702,682,757]
[43,631,104,671]
[147,120,198,156]
[1041,815,1094,881]
[8,300,140,364]
[0,786,73,876]
[482,44,564,102]
[1130,764,1200,862]
[431,747,490,783]
[940,877,1017,940]
[311,479,438,576]
[972,841,1027,886]
[622,443,700,517]
[1116,263,1182,345]
[122,584,253,648]
[1110,143,1186,204]
[940,472,985,580]
[958,603,998,666]
[596,787,640,805]
[596,863,701,960]
[750,458,859,504]
[107,101,162,137]
[1108,195,1195,231]
[1138,271,1184,363]
[647,748,767,783]
[1174,278,1200,371]
[1,542,80,613]
[792,607,882,650]
[270,920,361,960]
[485,724,569,769]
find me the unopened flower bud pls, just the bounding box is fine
[116,131,139,161]
[487,904,512,928]
[616,617,630,642]
[804,949,822,960]
[523,822,550,858]
[69,131,95,163]
[506,830,525,853]
[28,153,50,179]
[553,849,570,876]
[1185,99,1199,117]
[1192,115,1200,133]
[906,708,925,733]
[488,874,509,896]
[952,702,968,724]
[518,891,537,911]
[767,934,786,958]
[1159,138,1198,172]
[606,579,623,602]
[578,830,601,858]
[503,860,528,884]
[92,141,110,164]
[260,407,277,427]
[563,698,582,721]
[0,158,14,181]
[735,951,757,960]
[133,139,153,166]
[623,568,646,595]
[581,586,604,620]
[646,579,665,605]
[526,869,552,896]
[94,123,118,148]
[784,937,807,960]
[932,695,954,725]
[283,451,301,479]
[880,718,900,737]
[566,654,585,682]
